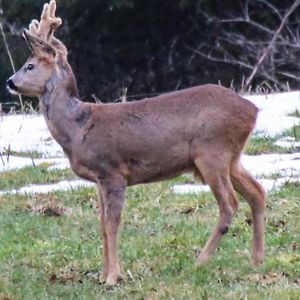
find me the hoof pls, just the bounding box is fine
[251,256,264,267]
[105,274,123,286]
[99,271,108,284]
[196,253,211,265]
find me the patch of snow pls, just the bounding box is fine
[0,155,69,172]
[172,177,299,195]
[1,90,300,194]
[172,184,210,194]
[47,159,70,170]
[173,152,300,195]
[245,91,300,137]
[0,179,94,195]
[0,91,299,163]
[242,153,300,177]
[0,114,63,158]
[274,137,300,148]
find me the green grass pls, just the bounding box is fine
[288,109,300,118]
[0,164,76,190]
[1,149,44,158]
[246,129,300,155]
[246,136,284,155]
[0,179,299,299]
[282,125,300,141]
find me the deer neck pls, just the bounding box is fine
[39,61,91,156]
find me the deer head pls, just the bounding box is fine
[6,0,67,97]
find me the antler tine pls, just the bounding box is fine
[49,0,58,20]
[28,19,39,35]
[37,0,62,41]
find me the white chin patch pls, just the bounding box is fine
[8,87,20,96]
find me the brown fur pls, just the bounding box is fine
[7,1,266,286]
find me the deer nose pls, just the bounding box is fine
[6,79,18,92]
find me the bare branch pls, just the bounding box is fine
[186,45,254,70]
[217,18,275,35]
[277,71,300,80]
[244,0,300,88]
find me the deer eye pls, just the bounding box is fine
[26,64,34,71]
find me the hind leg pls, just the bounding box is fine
[231,159,266,266]
[194,156,239,265]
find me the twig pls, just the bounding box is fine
[277,71,300,80]
[244,0,300,89]
[217,17,274,35]
[186,45,254,71]
[126,269,135,282]
[121,87,127,103]
[30,154,36,168]
[91,94,102,103]
[0,151,5,168]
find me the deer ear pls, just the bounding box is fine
[23,29,56,59]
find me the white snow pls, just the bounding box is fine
[0,114,69,172]
[0,179,94,195]
[0,155,69,172]
[0,90,300,195]
[173,177,300,195]
[0,114,64,158]
[242,153,300,177]
[244,91,300,137]
[274,137,300,148]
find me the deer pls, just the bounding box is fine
[6,0,266,286]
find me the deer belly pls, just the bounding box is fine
[125,156,193,185]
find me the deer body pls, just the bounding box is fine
[7,0,266,286]
[41,73,257,186]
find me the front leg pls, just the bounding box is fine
[98,175,126,286]
[96,185,109,283]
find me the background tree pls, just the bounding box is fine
[1,0,300,111]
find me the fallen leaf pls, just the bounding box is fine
[270,219,287,228]
[49,274,57,283]
[290,242,298,251]
[163,223,173,230]
[247,272,286,285]
[260,272,284,285]
[247,273,260,282]
[43,206,66,217]
[27,194,70,217]
[180,207,194,214]
[245,217,252,226]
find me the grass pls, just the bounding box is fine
[288,109,300,118]
[0,164,76,190]
[0,178,299,299]
[0,130,299,299]
[1,149,44,159]
[282,125,300,141]
[246,127,300,155]
[246,136,283,155]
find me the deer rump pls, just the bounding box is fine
[70,84,258,186]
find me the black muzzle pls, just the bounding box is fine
[6,79,18,92]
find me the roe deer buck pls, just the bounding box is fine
[7,0,266,286]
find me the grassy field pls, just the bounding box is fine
[246,125,300,155]
[0,163,299,299]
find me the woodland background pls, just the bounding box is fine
[0,0,300,110]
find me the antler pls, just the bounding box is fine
[27,0,68,57]
[29,0,61,40]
